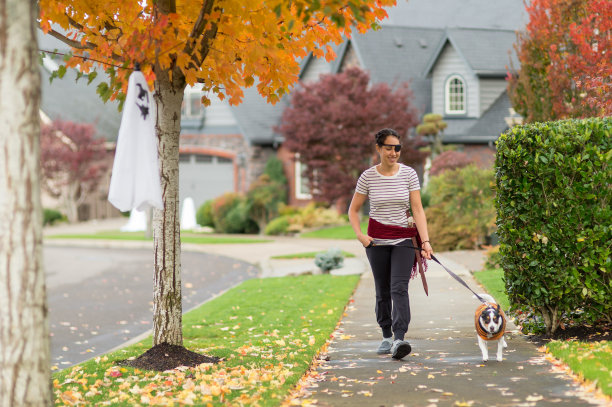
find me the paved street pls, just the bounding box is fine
[45,245,258,369]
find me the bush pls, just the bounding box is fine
[424,165,496,250]
[245,157,288,233]
[315,248,345,273]
[496,117,611,335]
[225,201,258,234]
[211,193,252,233]
[43,208,66,226]
[429,150,473,176]
[483,245,501,269]
[263,156,288,186]
[196,200,214,227]
[264,216,290,236]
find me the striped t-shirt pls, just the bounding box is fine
[355,163,420,245]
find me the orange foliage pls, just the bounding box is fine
[39,0,396,105]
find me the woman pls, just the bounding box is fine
[348,128,433,360]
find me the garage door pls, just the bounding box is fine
[179,153,235,212]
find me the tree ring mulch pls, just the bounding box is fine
[117,343,220,372]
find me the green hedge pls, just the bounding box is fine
[495,117,611,335]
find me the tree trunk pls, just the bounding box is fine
[0,1,52,406]
[540,305,559,336]
[152,71,186,346]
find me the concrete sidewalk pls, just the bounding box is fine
[290,254,606,407]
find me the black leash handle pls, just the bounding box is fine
[367,241,487,303]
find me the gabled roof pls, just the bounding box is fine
[40,65,123,141]
[442,91,512,143]
[423,28,519,77]
[229,85,288,146]
[38,29,122,141]
[348,26,445,114]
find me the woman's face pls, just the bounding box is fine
[377,135,401,166]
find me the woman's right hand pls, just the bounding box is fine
[358,233,374,248]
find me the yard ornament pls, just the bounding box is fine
[108,70,163,212]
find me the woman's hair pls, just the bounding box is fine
[374,128,399,145]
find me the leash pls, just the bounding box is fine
[411,246,487,303]
[367,241,487,303]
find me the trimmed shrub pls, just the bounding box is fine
[315,248,345,273]
[211,193,250,233]
[496,117,611,335]
[264,216,290,236]
[196,200,214,227]
[43,208,66,226]
[424,165,497,250]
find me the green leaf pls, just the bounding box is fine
[87,71,98,85]
[57,65,67,79]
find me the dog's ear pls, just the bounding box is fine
[496,303,501,313]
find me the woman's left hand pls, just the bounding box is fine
[421,241,433,260]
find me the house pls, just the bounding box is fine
[39,0,528,219]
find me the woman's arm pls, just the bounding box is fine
[348,192,373,248]
[410,189,433,259]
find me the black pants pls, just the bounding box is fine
[365,240,415,341]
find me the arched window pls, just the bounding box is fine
[445,75,466,114]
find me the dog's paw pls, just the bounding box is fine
[496,355,503,362]
[482,358,488,363]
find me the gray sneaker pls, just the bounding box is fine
[376,338,393,354]
[391,339,412,359]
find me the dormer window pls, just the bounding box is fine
[445,75,466,115]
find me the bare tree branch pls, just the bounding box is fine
[44,28,96,50]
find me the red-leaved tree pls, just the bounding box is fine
[508,0,611,122]
[429,150,473,177]
[279,67,424,206]
[40,119,109,222]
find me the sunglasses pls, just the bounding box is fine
[380,143,402,152]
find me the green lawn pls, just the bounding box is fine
[300,220,367,239]
[45,231,271,244]
[53,274,360,406]
[546,340,611,397]
[472,268,510,310]
[271,250,355,259]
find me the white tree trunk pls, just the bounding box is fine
[152,72,185,346]
[0,1,52,406]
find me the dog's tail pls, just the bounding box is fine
[476,293,497,304]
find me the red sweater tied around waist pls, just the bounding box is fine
[367,217,428,280]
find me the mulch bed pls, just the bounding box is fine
[526,323,611,346]
[117,343,220,371]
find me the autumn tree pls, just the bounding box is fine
[508,0,611,122]
[39,0,396,355]
[40,119,110,223]
[0,1,52,406]
[279,67,423,206]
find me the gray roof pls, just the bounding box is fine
[424,28,519,77]
[383,0,528,31]
[38,30,122,141]
[229,84,288,146]
[443,91,512,143]
[349,26,445,113]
